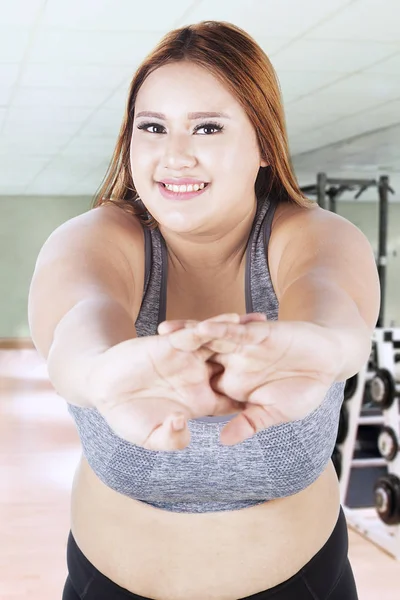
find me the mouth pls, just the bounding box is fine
[157,182,210,201]
[157,181,209,189]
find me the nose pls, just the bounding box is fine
[162,133,196,170]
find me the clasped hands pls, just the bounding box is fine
[158,312,344,445]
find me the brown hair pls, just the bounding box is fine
[92,21,314,228]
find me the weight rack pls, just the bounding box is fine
[338,328,400,559]
[301,173,399,556]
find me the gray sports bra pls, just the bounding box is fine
[68,195,344,513]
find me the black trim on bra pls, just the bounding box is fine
[142,225,152,301]
[158,233,168,325]
[263,196,279,273]
[244,217,255,315]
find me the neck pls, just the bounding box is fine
[159,203,257,278]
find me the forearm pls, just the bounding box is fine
[47,294,137,407]
[278,273,373,380]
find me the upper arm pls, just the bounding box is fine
[28,205,144,358]
[268,204,381,330]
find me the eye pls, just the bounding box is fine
[136,121,224,135]
[137,123,164,133]
[194,122,224,135]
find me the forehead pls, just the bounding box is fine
[135,61,240,114]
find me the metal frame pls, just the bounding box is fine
[300,173,394,327]
[338,328,400,559]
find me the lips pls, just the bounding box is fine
[157,181,210,201]
[159,182,209,189]
[159,179,209,186]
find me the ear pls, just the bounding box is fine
[260,158,269,168]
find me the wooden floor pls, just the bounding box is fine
[1,349,399,600]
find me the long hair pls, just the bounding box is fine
[92,21,314,229]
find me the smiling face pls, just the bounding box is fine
[130,61,268,234]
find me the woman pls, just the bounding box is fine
[28,21,380,600]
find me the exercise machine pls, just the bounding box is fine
[301,173,400,558]
[338,329,400,559]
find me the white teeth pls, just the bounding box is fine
[163,182,207,193]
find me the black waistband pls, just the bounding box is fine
[66,506,348,600]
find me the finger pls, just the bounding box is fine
[200,313,265,326]
[167,327,219,352]
[238,313,267,324]
[192,314,268,354]
[145,412,192,451]
[157,313,266,337]
[195,321,270,354]
[200,338,239,354]
[158,312,243,336]
[157,319,199,335]
[164,313,247,351]
[219,404,277,446]
[213,393,245,416]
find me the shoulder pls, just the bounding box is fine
[270,199,369,248]
[55,203,146,264]
[39,202,146,314]
[29,204,148,357]
[84,203,144,240]
[268,200,373,296]
[89,204,147,307]
[270,199,352,237]
[46,202,144,241]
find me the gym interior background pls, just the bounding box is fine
[1,0,400,598]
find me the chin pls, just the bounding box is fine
[159,211,213,234]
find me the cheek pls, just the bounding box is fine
[218,144,259,183]
[130,142,155,183]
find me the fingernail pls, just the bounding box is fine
[184,320,199,328]
[172,416,185,431]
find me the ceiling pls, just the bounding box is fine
[0,0,399,201]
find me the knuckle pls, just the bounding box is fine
[244,406,270,432]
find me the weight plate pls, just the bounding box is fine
[375,488,389,514]
[370,369,396,410]
[377,426,399,462]
[373,474,400,525]
[337,404,349,445]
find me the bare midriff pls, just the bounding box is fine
[70,457,340,600]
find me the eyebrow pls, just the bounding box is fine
[135,111,230,120]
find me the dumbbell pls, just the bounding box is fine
[374,474,400,525]
[369,369,398,409]
[377,426,399,462]
[394,353,400,383]
[354,425,380,458]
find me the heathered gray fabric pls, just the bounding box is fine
[68,195,345,513]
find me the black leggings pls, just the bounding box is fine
[62,506,358,599]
